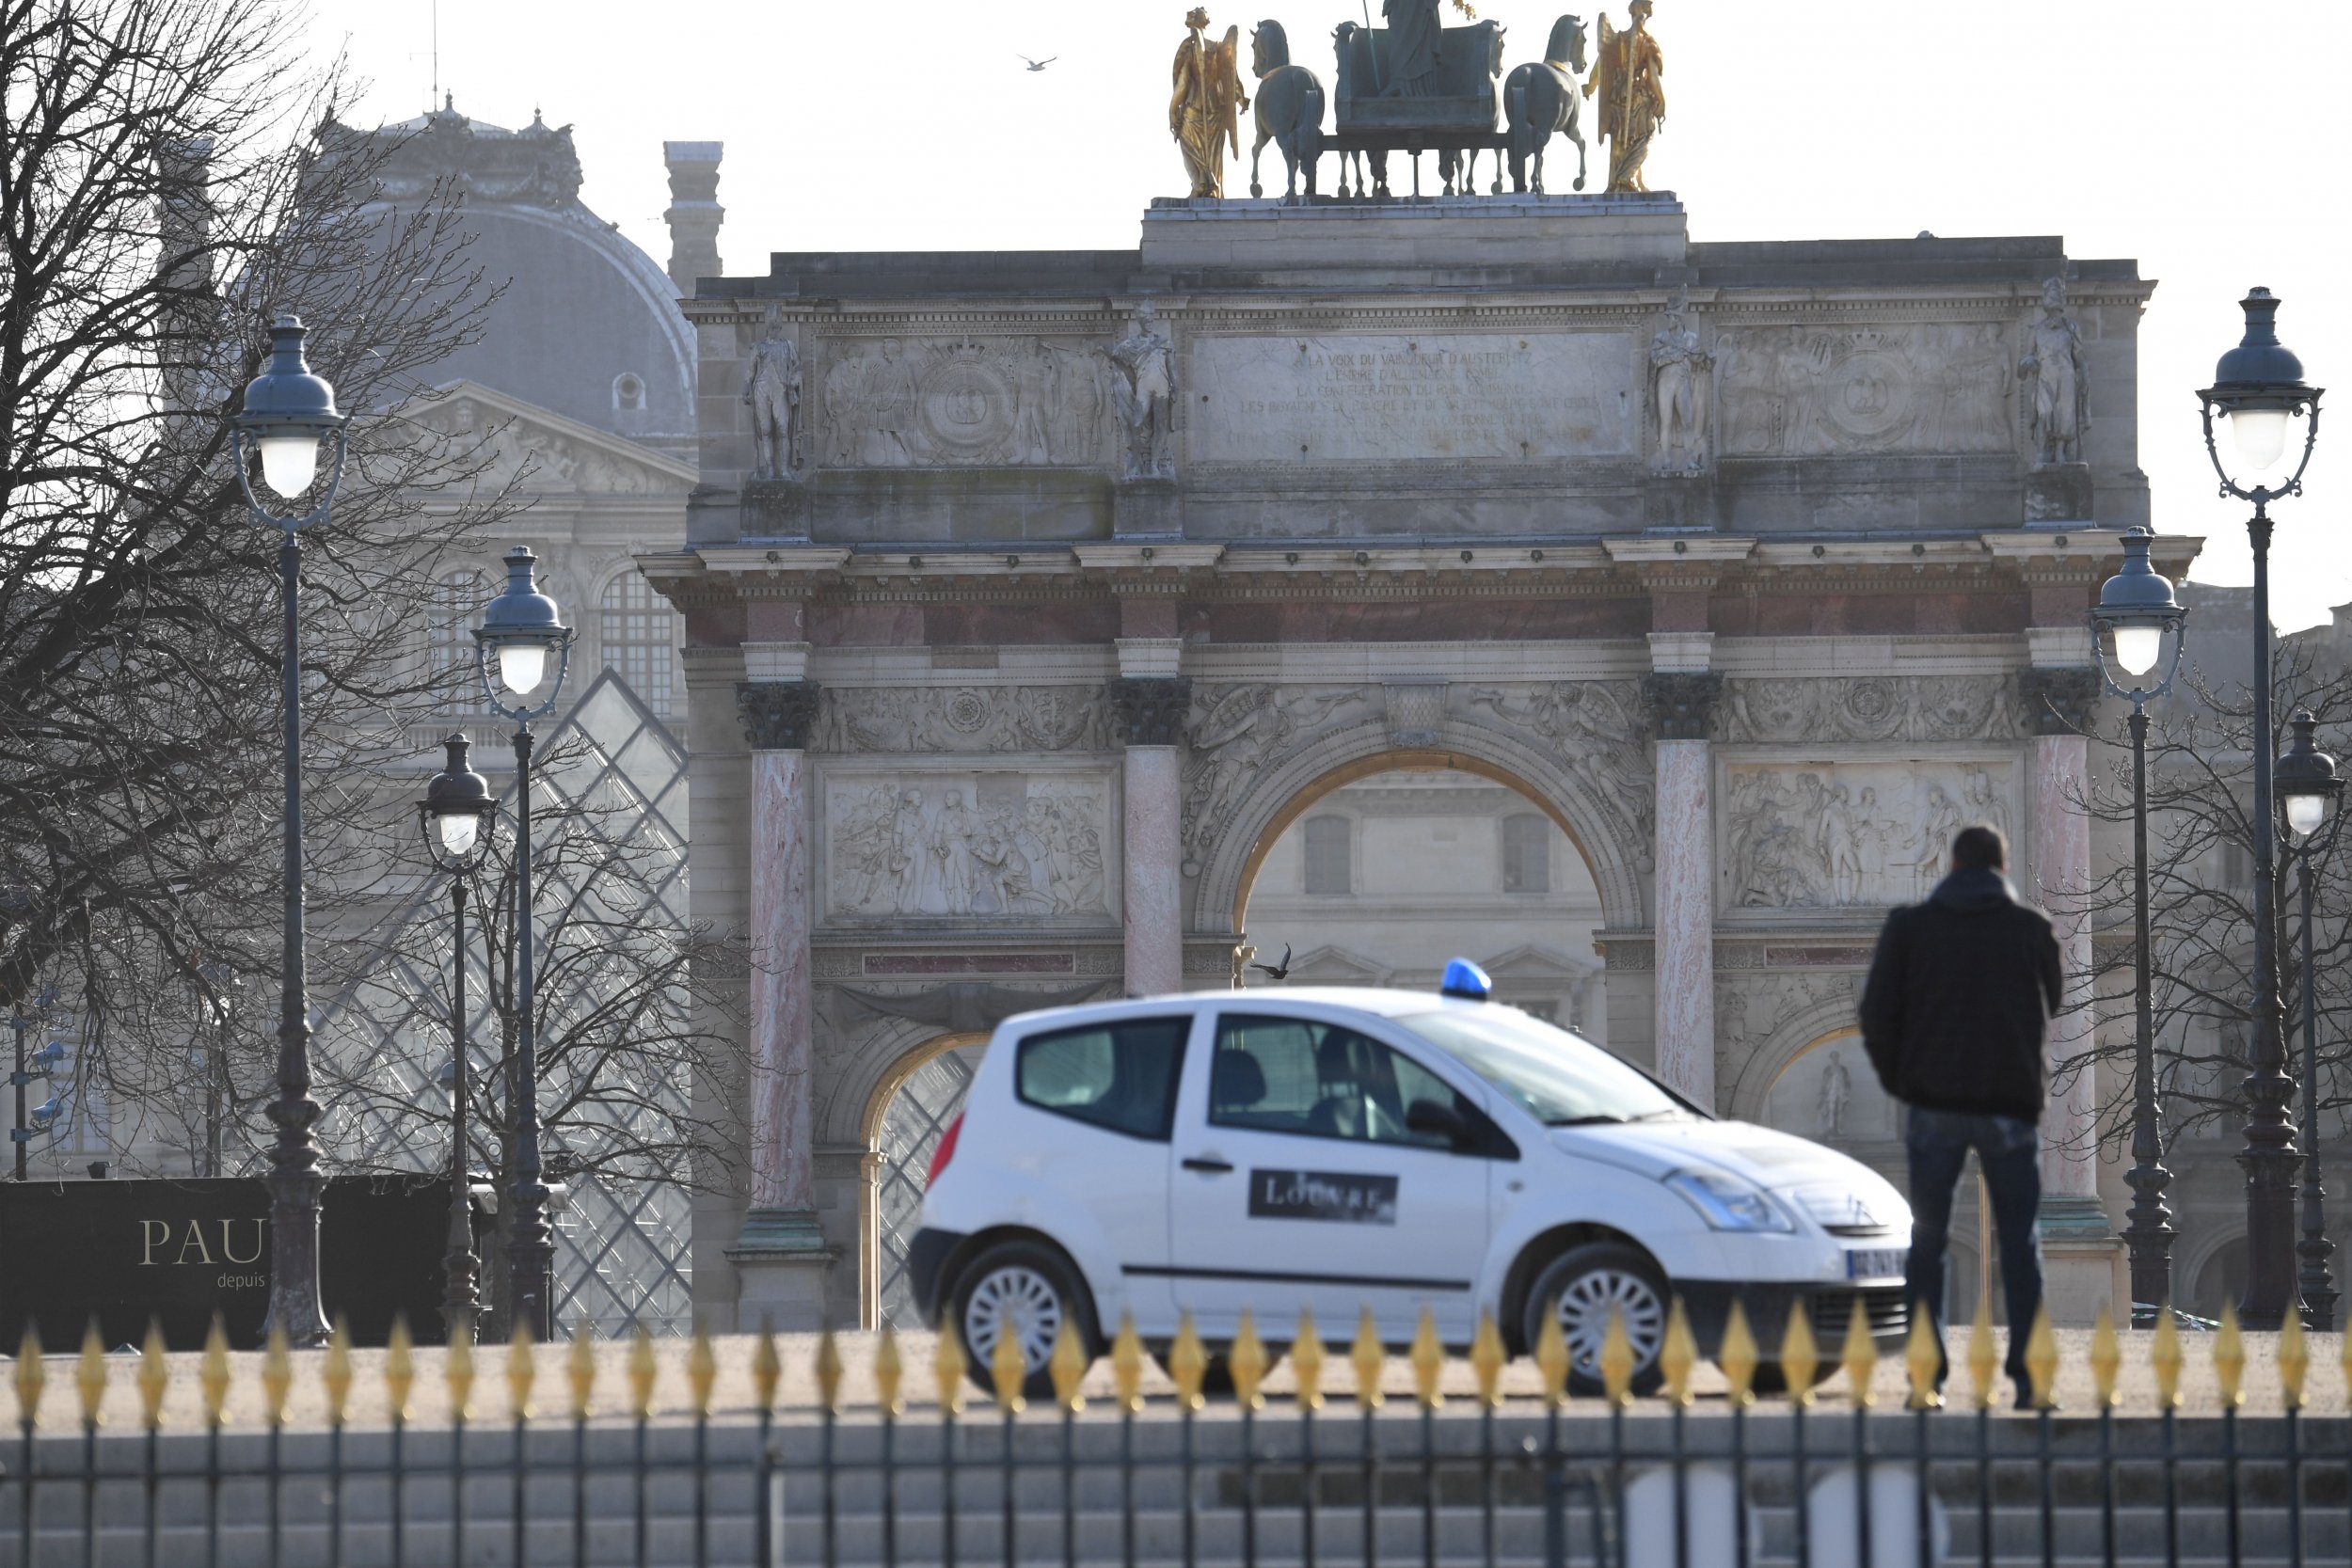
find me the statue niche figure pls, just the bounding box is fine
[743,307,802,481]
[2019,277,2090,467]
[1585,0,1665,193]
[1502,14,1591,194]
[1650,292,1711,473]
[1248,20,1326,200]
[1171,7,1248,198]
[1109,301,1176,480]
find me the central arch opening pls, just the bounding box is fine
[1236,756,1609,1040]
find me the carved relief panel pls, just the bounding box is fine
[814,337,1108,468]
[815,686,1105,754]
[1719,757,2020,911]
[1713,323,2015,457]
[822,768,1118,923]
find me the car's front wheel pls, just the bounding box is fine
[950,1240,1095,1402]
[1521,1241,1670,1398]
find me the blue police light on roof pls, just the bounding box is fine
[1439,958,1492,1001]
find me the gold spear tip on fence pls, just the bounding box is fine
[2150,1304,2183,1411]
[1966,1286,1998,1411]
[2213,1302,2245,1409]
[75,1320,105,1428]
[200,1314,230,1428]
[446,1319,476,1422]
[1230,1308,1267,1411]
[874,1323,904,1417]
[507,1320,535,1422]
[2277,1309,2308,1412]
[1292,1307,1327,1412]
[566,1317,596,1420]
[1660,1297,1696,1409]
[386,1315,417,1422]
[933,1318,968,1415]
[1410,1305,1445,1410]
[262,1325,293,1430]
[988,1317,1027,1413]
[2024,1302,2058,1411]
[324,1317,355,1428]
[1905,1302,1943,1410]
[751,1318,780,1414]
[628,1322,658,1420]
[1049,1318,1088,1414]
[1718,1299,1758,1408]
[1599,1306,1634,1408]
[1839,1295,1877,1409]
[1534,1307,1570,1408]
[1470,1311,1507,1410]
[1169,1312,1207,1412]
[1350,1307,1385,1410]
[14,1320,42,1427]
[2089,1306,2121,1411]
[687,1325,717,1419]
[137,1320,168,1431]
[1110,1312,1146,1415]
[814,1324,844,1414]
[1779,1299,1820,1408]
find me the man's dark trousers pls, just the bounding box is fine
[1904,1106,2043,1384]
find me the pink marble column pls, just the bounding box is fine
[1653,737,1716,1107]
[2033,730,2099,1201]
[1110,674,1191,997]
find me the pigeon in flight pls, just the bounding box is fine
[1248,942,1294,983]
[1018,54,1057,71]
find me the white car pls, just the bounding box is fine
[912,964,1912,1397]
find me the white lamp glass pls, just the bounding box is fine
[496,642,548,696]
[2111,625,2163,678]
[257,436,321,499]
[437,812,481,857]
[2228,407,2292,473]
[2284,791,2328,839]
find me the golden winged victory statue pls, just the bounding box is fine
[1171,8,1248,198]
[1585,1,1667,193]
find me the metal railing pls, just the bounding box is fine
[5,1294,2347,1567]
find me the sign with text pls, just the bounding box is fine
[0,1176,457,1351]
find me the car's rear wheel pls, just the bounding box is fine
[950,1240,1094,1402]
[1521,1241,1670,1398]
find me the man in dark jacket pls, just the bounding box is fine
[1859,823,2063,1406]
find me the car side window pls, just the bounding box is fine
[1210,1014,1458,1150]
[1015,1016,1190,1141]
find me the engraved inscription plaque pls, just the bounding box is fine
[1191,333,1638,463]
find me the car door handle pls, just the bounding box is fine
[1181,1155,1234,1174]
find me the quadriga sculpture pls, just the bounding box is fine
[1248,20,1327,200]
[1502,15,1591,193]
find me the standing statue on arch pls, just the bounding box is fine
[1585,0,1665,193]
[1171,8,1248,198]
[2018,277,2090,467]
[1109,301,1176,480]
[743,306,802,481]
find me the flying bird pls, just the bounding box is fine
[1248,942,1294,982]
[1018,54,1057,71]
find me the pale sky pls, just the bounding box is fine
[303,0,2352,629]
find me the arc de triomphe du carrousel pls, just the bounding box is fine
[639,7,2175,1334]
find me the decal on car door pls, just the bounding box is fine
[1248,1168,1399,1225]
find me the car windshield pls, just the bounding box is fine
[1396,1008,1694,1126]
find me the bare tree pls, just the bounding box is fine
[0,0,518,1165]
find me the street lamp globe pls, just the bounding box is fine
[474,546,572,705]
[420,734,496,870]
[2275,709,2343,842]
[233,315,346,505]
[2090,527,2186,693]
[2199,289,2322,484]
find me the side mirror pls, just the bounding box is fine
[1406,1097,1475,1151]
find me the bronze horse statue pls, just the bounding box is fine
[1249,20,1326,200]
[1434,19,1509,196]
[1502,15,1590,193]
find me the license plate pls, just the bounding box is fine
[1846,1247,1906,1282]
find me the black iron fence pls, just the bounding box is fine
[4,1296,2347,1566]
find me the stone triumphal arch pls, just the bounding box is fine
[643,195,2177,1332]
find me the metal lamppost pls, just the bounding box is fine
[2090,525,2189,1321]
[2274,710,2344,1329]
[421,734,497,1344]
[472,547,574,1340]
[231,315,350,1348]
